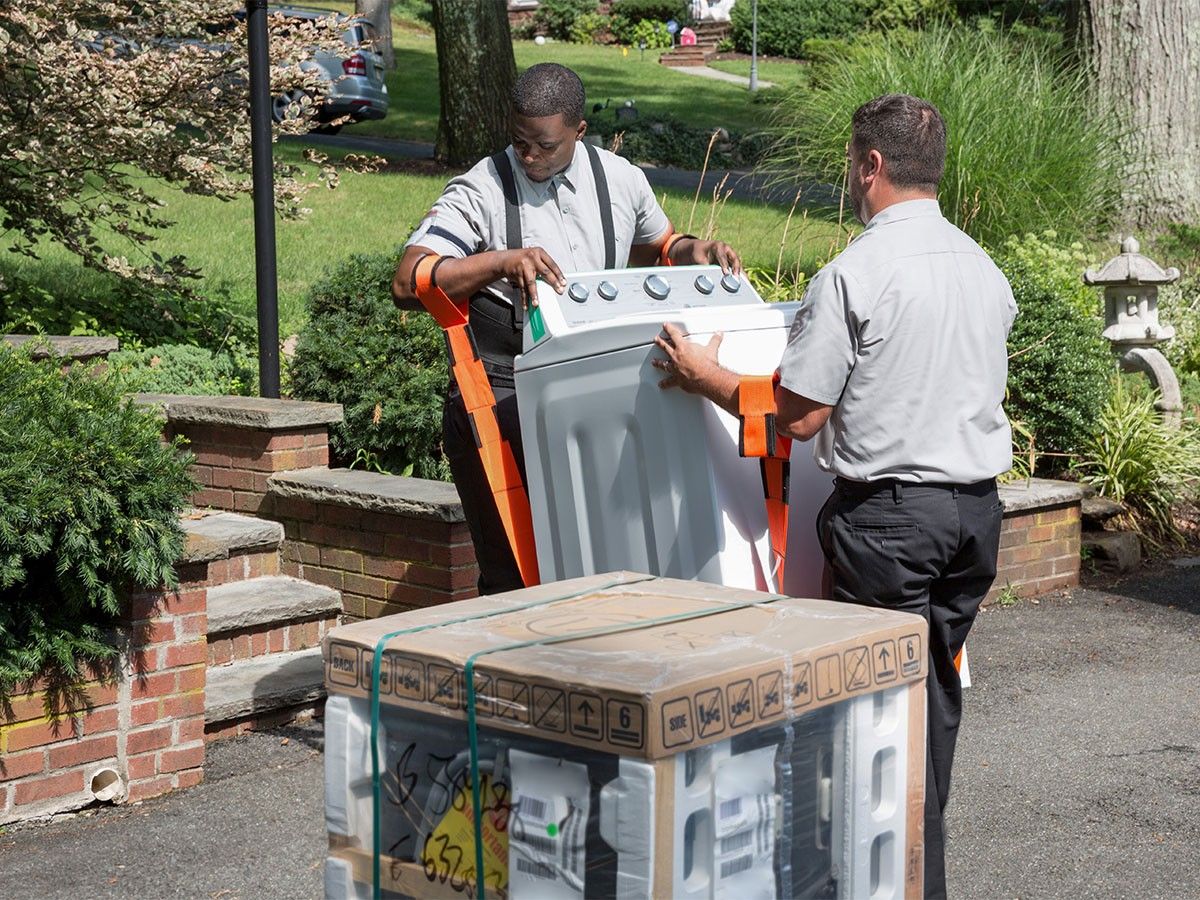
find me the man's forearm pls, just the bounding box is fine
[422,253,506,301]
[393,246,507,311]
[690,362,742,419]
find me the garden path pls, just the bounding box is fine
[669,64,775,89]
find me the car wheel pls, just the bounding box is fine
[271,89,309,125]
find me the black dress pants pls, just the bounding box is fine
[442,382,526,595]
[817,477,1003,899]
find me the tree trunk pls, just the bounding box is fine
[1073,0,1200,229]
[356,0,394,70]
[430,0,517,167]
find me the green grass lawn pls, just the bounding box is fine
[707,58,811,92]
[306,4,780,144]
[3,143,845,340]
[358,32,779,144]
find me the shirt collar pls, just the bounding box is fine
[510,142,583,199]
[862,197,943,229]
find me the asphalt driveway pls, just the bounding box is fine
[2,562,1197,899]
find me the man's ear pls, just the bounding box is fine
[576,119,588,140]
[864,148,884,185]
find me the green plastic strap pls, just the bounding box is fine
[529,305,546,343]
[462,593,786,899]
[367,576,652,900]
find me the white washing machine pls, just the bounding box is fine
[515,265,831,598]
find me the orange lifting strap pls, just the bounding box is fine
[660,231,686,266]
[413,255,541,587]
[738,373,793,586]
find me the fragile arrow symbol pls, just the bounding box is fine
[879,646,891,665]
[579,699,595,725]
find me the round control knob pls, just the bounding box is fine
[643,274,671,300]
[694,274,715,295]
[720,273,742,293]
[568,282,589,303]
[598,280,618,301]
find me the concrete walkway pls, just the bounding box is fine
[669,64,775,89]
[3,562,1197,898]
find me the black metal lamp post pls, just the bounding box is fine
[246,0,281,398]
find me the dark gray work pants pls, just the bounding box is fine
[817,477,1003,899]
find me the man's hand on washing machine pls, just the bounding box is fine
[653,322,741,416]
[498,247,566,309]
[670,238,743,274]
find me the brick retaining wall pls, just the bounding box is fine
[1,573,208,823]
[990,479,1085,603]
[136,394,343,516]
[268,469,479,621]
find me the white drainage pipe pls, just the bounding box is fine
[89,767,127,803]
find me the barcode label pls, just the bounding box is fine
[518,833,557,855]
[516,795,548,821]
[720,855,754,879]
[517,859,557,880]
[720,830,752,855]
[719,798,742,819]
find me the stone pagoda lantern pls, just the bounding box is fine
[1084,236,1182,427]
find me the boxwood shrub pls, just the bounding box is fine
[105,343,256,397]
[289,251,450,480]
[998,232,1114,468]
[0,348,194,696]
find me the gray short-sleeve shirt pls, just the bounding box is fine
[778,199,1017,483]
[405,143,670,306]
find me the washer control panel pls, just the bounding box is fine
[536,265,760,330]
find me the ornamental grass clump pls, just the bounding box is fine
[764,24,1122,247]
[1074,378,1200,546]
[0,348,195,697]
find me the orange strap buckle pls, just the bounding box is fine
[738,375,777,458]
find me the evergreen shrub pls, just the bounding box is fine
[998,232,1114,467]
[731,0,866,59]
[106,344,256,397]
[533,0,597,40]
[0,348,194,695]
[289,252,450,480]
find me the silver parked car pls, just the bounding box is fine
[270,5,389,133]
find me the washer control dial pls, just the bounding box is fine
[643,274,671,300]
[568,282,590,303]
[720,273,742,293]
[694,275,715,295]
[598,280,618,301]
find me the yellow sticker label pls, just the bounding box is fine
[421,773,510,895]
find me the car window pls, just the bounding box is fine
[345,23,378,50]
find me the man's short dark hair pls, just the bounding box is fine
[512,63,585,125]
[851,94,946,191]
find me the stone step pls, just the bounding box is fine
[1083,530,1141,573]
[180,510,284,564]
[207,575,341,635]
[661,51,715,67]
[205,648,325,725]
[1082,495,1126,526]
